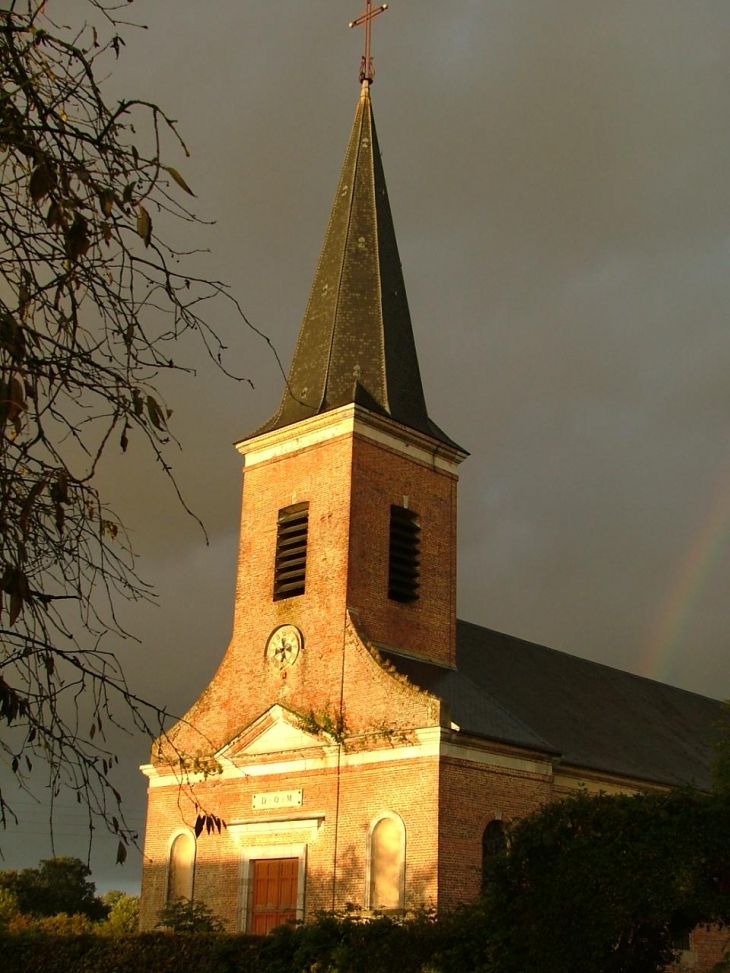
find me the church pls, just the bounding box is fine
[138,55,722,957]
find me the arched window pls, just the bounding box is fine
[367,813,405,911]
[481,819,507,892]
[167,831,195,901]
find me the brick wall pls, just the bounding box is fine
[165,431,356,759]
[437,754,554,911]
[675,926,730,973]
[160,420,457,764]
[348,433,458,666]
[140,750,441,930]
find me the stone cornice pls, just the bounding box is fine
[236,402,467,472]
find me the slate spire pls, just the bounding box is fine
[259,82,458,448]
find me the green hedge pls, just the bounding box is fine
[0,932,261,973]
[0,909,493,973]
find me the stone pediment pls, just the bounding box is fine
[218,704,326,762]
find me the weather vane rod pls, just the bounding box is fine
[349,1,389,85]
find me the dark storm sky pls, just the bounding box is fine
[6,0,730,892]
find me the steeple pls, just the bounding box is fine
[258,82,460,450]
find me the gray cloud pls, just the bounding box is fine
[6,0,730,891]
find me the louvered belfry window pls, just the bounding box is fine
[388,505,420,602]
[273,502,309,600]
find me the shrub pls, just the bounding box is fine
[31,913,98,936]
[0,888,21,931]
[0,907,497,972]
[155,897,225,933]
[102,892,140,934]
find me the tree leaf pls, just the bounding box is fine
[102,520,119,541]
[51,469,69,505]
[0,313,26,362]
[98,189,114,216]
[132,388,144,417]
[0,675,28,724]
[9,588,23,626]
[29,164,56,203]
[163,166,196,197]
[46,200,63,229]
[146,394,166,430]
[66,213,90,261]
[20,476,47,539]
[136,204,152,247]
[17,273,31,323]
[9,375,25,415]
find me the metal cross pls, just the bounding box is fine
[349,1,389,84]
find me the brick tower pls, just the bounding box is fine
[139,79,467,931]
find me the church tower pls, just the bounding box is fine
[232,75,466,686]
[139,75,467,931]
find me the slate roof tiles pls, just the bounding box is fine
[384,620,722,790]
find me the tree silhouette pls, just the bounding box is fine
[0,0,265,854]
[0,856,108,920]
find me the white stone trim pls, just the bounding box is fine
[142,726,553,788]
[439,739,553,777]
[236,403,466,473]
[143,727,437,786]
[228,816,324,843]
[235,840,309,933]
[218,704,322,761]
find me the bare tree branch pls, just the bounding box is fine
[0,0,259,854]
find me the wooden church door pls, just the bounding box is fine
[249,858,299,934]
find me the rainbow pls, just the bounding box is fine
[639,470,730,682]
